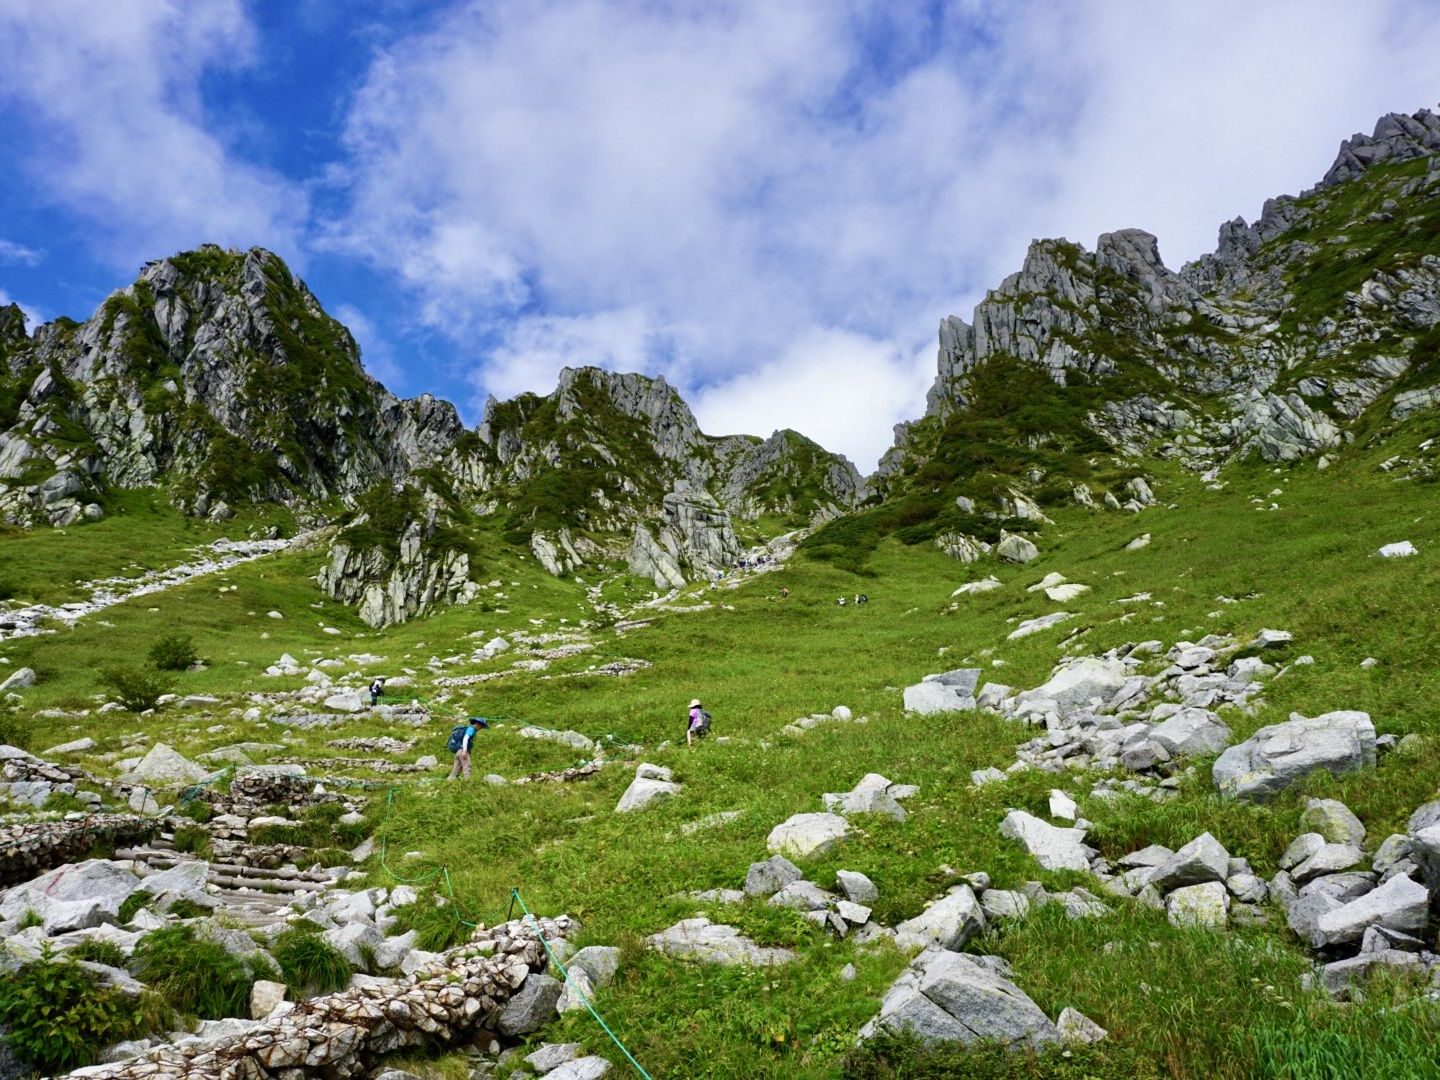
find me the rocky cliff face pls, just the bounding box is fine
[440,365,862,586]
[0,246,462,527]
[879,107,1440,514]
[0,249,862,610]
[319,518,476,628]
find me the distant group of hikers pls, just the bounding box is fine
[436,698,713,781]
[837,594,869,606]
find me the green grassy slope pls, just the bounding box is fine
[3,425,1440,1078]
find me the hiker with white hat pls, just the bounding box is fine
[687,697,712,747]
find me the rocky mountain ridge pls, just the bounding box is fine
[875,107,1440,524]
[0,249,861,623]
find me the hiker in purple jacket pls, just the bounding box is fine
[687,698,711,747]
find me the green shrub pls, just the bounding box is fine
[16,909,43,930]
[172,824,213,859]
[147,633,199,671]
[0,952,147,1073]
[178,799,213,823]
[391,894,470,952]
[0,711,32,750]
[67,938,127,969]
[271,926,351,996]
[844,1031,1166,1079]
[117,892,149,925]
[99,666,174,712]
[130,925,274,1019]
[166,898,212,920]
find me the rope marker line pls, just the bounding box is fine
[510,887,653,1080]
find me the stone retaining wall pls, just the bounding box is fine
[0,815,158,887]
[65,918,564,1079]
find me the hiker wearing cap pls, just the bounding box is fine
[446,716,484,780]
[687,698,712,747]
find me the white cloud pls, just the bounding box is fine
[326,0,1440,469]
[691,329,935,470]
[0,240,43,266]
[334,303,404,390]
[0,0,305,266]
[469,307,661,406]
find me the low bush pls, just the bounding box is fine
[172,824,213,859]
[0,711,32,750]
[147,632,199,671]
[270,925,352,997]
[67,938,128,968]
[131,925,276,1020]
[117,892,148,925]
[99,666,174,712]
[0,952,147,1073]
[391,894,470,952]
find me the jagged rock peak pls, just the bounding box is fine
[1317,106,1440,191]
[0,244,464,525]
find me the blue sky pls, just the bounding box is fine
[2,0,1439,469]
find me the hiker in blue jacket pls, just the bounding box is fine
[447,717,484,780]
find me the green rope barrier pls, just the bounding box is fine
[510,887,653,1080]
[374,787,480,928]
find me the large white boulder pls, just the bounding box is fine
[615,776,682,813]
[1166,882,1230,929]
[1149,708,1232,758]
[1310,874,1429,949]
[1213,711,1376,801]
[121,743,209,786]
[995,532,1039,564]
[895,886,986,951]
[999,811,1090,872]
[858,948,1060,1047]
[1017,658,1127,712]
[766,813,850,860]
[646,918,795,966]
[0,860,142,932]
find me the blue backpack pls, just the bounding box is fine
[446,718,488,752]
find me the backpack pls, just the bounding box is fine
[446,724,470,753]
[694,710,712,737]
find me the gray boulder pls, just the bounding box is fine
[0,667,36,692]
[858,948,1060,1047]
[1056,1007,1108,1045]
[546,1059,612,1080]
[904,669,981,714]
[769,881,833,912]
[1310,873,1429,949]
[895,886,986,951]
[121,743,209,786]
[1149,833,1230,892]
[1017,659,1127,713]
[999,811,1090,872]
[1410,823,1440,891]
[525,1044,583,1075]
[836,870,878,904]
[1291,842,1364,883]
[615,776,682,813]
[744,856,803,898]
[1148,707,1231,757]
[1320,950,1422,999]
[646,918,796,966]
[1212,711,1376,800]
[1300,799,1366,847]
[1165,882,1229,928]
[995,532,1040,564]
[497,973,563,1036]
[766,813,850,859]
[0,859,142,933]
